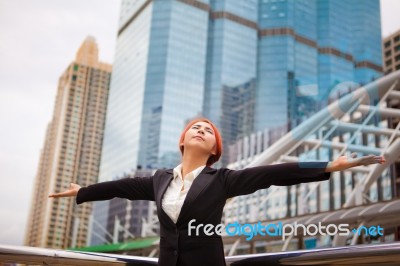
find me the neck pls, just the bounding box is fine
[181,149,209,177]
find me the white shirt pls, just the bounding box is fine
[161,164,206,223]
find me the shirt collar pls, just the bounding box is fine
[173,163,206,181]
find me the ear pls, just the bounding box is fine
[211,144,217,155]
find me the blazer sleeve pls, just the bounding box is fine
[76,175,155,204]
[222,162,331,198]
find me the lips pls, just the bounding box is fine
[193,136,205,141]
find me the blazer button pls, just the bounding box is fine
[173,250,178,256]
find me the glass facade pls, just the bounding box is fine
[351,0,382,84]
[91,0,154,245]
[256,0,382,132]
[100,0,383,185]
[93,0,210,244]
[205,0,258,165]
[317,0,354,105]
[99,1,153,182]
[138,0,209,169]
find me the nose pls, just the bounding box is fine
[197,128,205,135]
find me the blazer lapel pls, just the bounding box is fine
[156,169,175,225]
[176,166,215,225]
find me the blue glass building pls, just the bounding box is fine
[257,0,382,131]
[91,0,382,244]
[91,0,210,245]
[100,0,383,184]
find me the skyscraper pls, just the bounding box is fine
[256,0,382,131]
[25,37,111,248]
[100,0,382,177]
[92,0,382,244]
[91,0,210,245]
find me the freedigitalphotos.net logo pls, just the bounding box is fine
[188,219,383,241]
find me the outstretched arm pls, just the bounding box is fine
[325,153,386,172]
[223,161,331,198]
[223,154,386,198]
[48,176,155,203]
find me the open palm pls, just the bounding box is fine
[335,152,386,167]
[326,152,386,172]
[48,183,81,198]
[343,152,386,166]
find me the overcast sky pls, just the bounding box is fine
[0,0,399,246]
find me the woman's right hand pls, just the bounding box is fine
[48,183,81,198]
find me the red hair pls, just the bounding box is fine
[179,118,223,166]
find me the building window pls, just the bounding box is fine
[384,41,391,48]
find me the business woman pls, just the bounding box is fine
[49,118,386,266]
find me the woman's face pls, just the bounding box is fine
[182,121,217,156]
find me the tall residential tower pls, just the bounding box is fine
[383,29,400,75]
[25,37,111,248]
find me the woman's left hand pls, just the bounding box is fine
[325,152,386,172]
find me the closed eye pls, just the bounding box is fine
[192,125,214,134]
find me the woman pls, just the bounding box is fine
[49,117,386,266]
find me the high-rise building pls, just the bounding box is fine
[383,29,400,74]
[91,0,210,245]
[98,0,383,178]
[256,0,382,131]
[92,0,383,244]
[25,37,111,248]
[203,0,258,165]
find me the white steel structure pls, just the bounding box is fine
[224,70,400,253]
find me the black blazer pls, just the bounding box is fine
[76,162,331,266]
